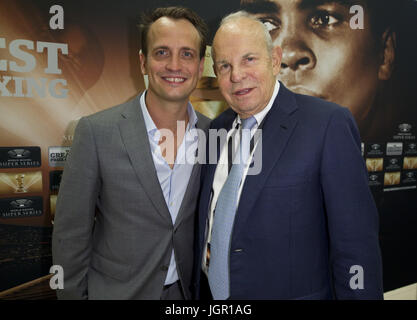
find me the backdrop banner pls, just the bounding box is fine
[0,0,415,299]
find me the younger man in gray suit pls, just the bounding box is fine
[52,7,210,300]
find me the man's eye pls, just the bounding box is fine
[155,49,168,56]
[263,20,279,32]
[218,64,230,73]
[182,51,193,58]
[259,17,281,36]
[310,11,339,27]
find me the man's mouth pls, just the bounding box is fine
[233,88,254,96]
[162,77,186,84]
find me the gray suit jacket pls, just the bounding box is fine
[52,94,210,299]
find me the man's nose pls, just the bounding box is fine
[166,55,181,71]
[275,21,316,72]
[230,66,245,83]
[280,39,316,72]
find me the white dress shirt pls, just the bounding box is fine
[140,92,199,285]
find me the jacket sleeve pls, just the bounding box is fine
[52,116,101,299]
[320,107,383,299]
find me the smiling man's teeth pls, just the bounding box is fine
[235,88,251,95]
[165,77,185,83]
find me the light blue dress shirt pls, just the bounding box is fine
[139,92,198,285]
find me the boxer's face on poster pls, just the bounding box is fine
[140,17,204,105]
[242,0,383,123]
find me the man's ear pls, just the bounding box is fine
[271,45,283,76]
[139,49,147,75]
[378,29,396,80]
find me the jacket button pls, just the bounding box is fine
[161,265,169,271]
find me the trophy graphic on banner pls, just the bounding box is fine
[384,172,401,186]
[0,172,42,195]
[403,157,417,169]
[15,174,27,193]
[366,158,384,172]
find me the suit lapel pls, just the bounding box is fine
[174,115,209,229]
[232,84,299,241]
[118,95,172,224]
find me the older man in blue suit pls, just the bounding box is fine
[194,11,383,300]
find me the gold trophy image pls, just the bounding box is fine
[366,158,384,172]
[403,157,417,169]
[384,172,401,186]
[15,174,27,193]
[0,172,43,195]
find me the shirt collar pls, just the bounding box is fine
[139,91,198,137]
[236,80,280,127]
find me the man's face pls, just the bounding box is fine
[242,0,383,123]
[212,18,281,118]
[140,17,204,105]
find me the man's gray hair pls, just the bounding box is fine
[212,10,274,60]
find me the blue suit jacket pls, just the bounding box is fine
[194,83,383,299]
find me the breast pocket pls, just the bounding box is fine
[264,172,310,188]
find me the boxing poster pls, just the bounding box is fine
[0,0,415,299]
